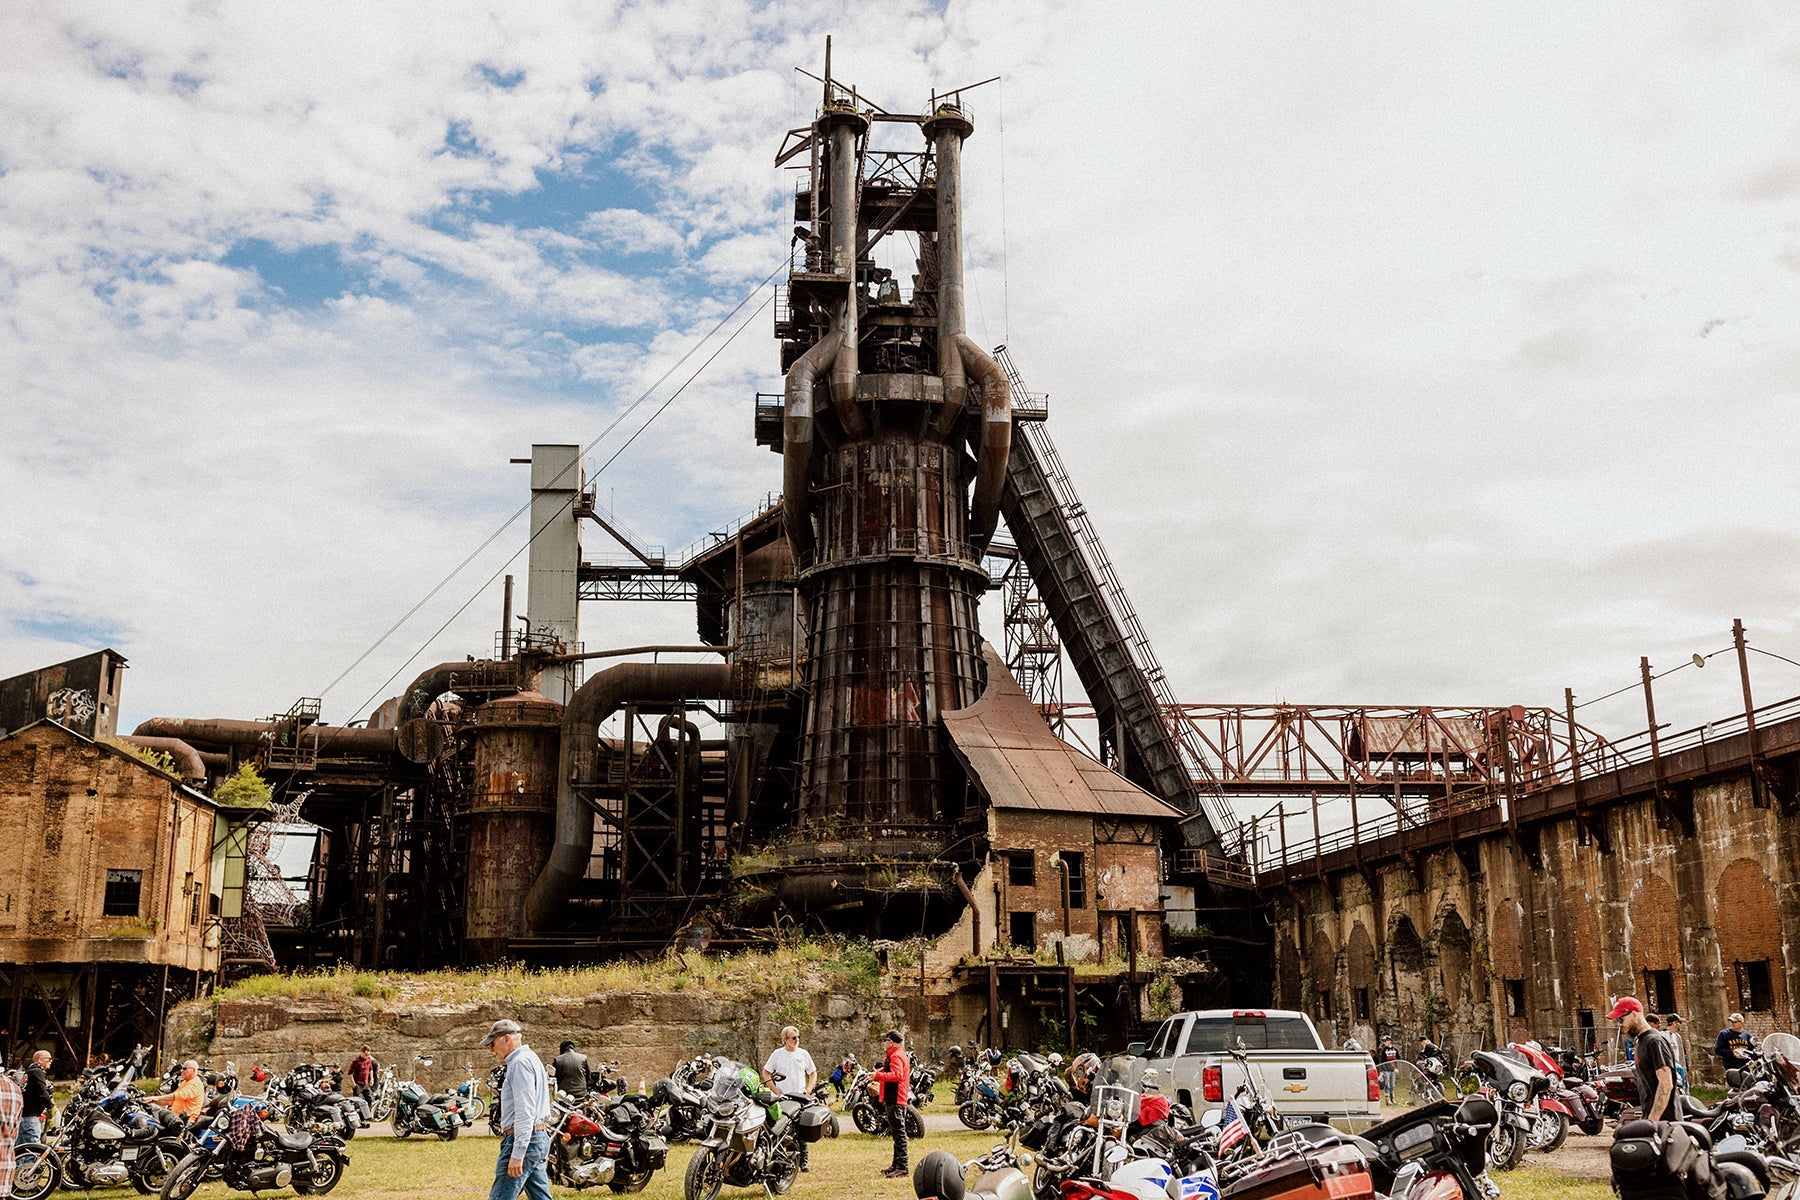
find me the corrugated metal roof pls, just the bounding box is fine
[942,646,1183,820]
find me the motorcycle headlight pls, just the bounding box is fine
[1508,1082,1530,1103]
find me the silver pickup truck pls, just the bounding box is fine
[1124,1008,1381,1132]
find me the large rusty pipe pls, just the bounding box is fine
[524,660,733,931]
[825,115,866,438]
[118,736,208,785]
[958,334,1011,554]
[131,717,398,757]
[953,867,982,957]
[398,660,507,723]
[927,105,976,440]
[782,329,841,561]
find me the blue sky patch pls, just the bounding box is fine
[13,612,126,648]
[223,239,364,307]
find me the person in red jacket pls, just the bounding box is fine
[871,1030,911,1178]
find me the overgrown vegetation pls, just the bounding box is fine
[105,738,179,776]
[214,763,273,808]
[213,940,892,1007]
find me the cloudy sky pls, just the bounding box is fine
[4,1,1798,757]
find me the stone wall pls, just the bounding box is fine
[1271,767,1800,1083]
[166,988,915,1087]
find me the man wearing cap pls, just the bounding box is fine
[483,1019,551,1200]
[1609,997,1675,1123]
[870,1030,911,1179]
[1664,1014,1689,1093]
[1716,1013,1756,1073]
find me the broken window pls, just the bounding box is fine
[1644,969,1675,1015]
[1505,979,1527,1019]
[1318,990,1334,1022]
[1010,911,1037,950]
[103,869,143,917]
[1736,960,1774,1013]
[1007,851,1035,887]
[1064,851,1087,909]
[1353,987,1372,1020]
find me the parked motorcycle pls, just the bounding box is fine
[549,1091,669,1193]
[367,1065,398,1124]
[1353,1065,1499,1200]
[487,1063,508,1136]
[392,1076,466,1140]
[11,1048,185,1200]
[681,1060,828,1200]
[652,1073,711,1143]
[288,1076,367,1141]
[1507,1041,1602,1147]
[160,1105,348,1199]
[913,1139,1036,1200]
[846,1064,926,1139]
[1611,1117,1769,1200]
[1467,1049,1542,1172]
[452,1062,489,1122]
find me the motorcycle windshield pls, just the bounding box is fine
[1761,1033,1800,1064]
[709,1063,747,1105]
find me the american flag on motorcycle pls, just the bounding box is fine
[1217,1101,1250,1152]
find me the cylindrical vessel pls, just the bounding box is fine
[465,690,562,958]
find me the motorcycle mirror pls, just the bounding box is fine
[1200,1110,1223,1130]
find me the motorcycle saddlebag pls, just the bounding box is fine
[1220,1144,1372,1200]
[794,1104,833,1144]
[1017,1114,1055,1152]
[1609,1122,1698,1200]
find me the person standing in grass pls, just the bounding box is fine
[762,1027,817,1172]
[18,1052,51,1147]
[483,1020,551,1200]
[0,1069,22,1200]
[872,1030,911,1180]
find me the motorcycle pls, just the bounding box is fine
[1506,1041,1601,1147]
[452,1062,489,1121]
[368,1065,399,1124]
[160,1104,348,1199]
[487,1063,508,1136]
[651,1072,712,1144]
[1467,1049,1543,1172]
[846,1064,926,1139]
[914,1139,1036,1200]
[1352,1064,1499,1200]
[681,1060,829,1200]
[392,1074,467,1141]
[288,1075,367,1141]
[1610,1116,1772,1200]
[549,1090,670,1193]
[11,1047,187,1200]
[911,1053,940,1107]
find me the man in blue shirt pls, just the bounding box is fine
[483,1019,551,1200]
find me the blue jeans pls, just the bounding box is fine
[489,1129,552,1200]
[17,1116,43,1146]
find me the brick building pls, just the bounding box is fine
[1270,759,1800,1083]
[0,719,259,1069]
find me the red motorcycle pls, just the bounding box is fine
[1507,1042,1604,1145]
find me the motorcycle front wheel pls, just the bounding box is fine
[684,1149,725,1200]
[852,1103,883,1135]
[958,1101,991,1131]
[1489,1122,1527,1171]
[11,1145,61,1200]
[131,1139,185,1194]
[768,1143,802,1196]
[903,1106,925,1140]
[158,1152,208,1200]
[1532,1110,1569,1153]
[465,1096,488,1121]
[294,1150,345,1196]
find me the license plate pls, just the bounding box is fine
[1283,1115,1314,1129]
[122,1149,138,1161]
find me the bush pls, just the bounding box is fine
[214,763,273,808]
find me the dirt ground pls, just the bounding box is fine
[1531,1130,1612,1181]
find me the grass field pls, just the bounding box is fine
[157,1123,1610,1200]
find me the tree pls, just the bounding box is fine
[214,763,273,808]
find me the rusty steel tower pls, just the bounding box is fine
[759,61,1010,903]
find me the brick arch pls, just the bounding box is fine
[1563,886,1605,1011]
[1277,932,1303,1009]
[1437,907,1474,1010]
[1628,873,1686,1012]
[1716,858,1786,1017]
[1491,898,1525,980]
[1348,921,1377,990]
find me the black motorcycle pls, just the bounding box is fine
[1357,1093,1497,1200]
[1468,1048,1542,1172]
[550,1091,670,1193]
[392,1079,467,1140]
[288,1079,367,1141]
[12,1048,186,1200]
[652,1073,711,1143]
[160,1105,347,1199]
[488,1063,508,1136]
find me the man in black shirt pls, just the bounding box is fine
[552,1040,591,1100]
[20,1050,54,1145]
[1609,996,1674,1123]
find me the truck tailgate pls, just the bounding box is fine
[1237,1052,1377,1126]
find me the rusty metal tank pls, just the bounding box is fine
[465,689,561,958]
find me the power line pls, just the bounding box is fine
[316,260,786,702]
[342,289,775,723]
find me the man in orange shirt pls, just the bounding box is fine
[147,1061,204,1120]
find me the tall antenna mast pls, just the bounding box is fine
[822,36,832,106]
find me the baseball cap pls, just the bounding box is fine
[1730,1012,1745,1023]
[1605,997,1643,1020]
[481,1018,522,1046]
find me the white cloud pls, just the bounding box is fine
[1,0,1797,756]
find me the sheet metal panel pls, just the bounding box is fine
[944,647,1182,820]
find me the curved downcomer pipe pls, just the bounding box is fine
[782,329,842,561]
[131,717,399,758]
[957,334,1011,555]
[397,660,507,723]
[524,661,733,931]
[118,736,208,785]
[824,112,867,440]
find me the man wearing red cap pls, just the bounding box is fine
[1609,997,1675,1123]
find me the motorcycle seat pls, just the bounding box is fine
[275,1130,314,1151]
[1678,1095,1724,1122]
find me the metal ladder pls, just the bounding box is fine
[994,349,1235,850]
